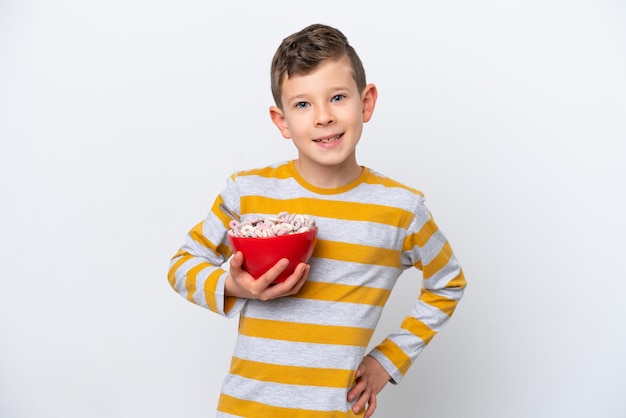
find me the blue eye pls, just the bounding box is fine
[331,95,345,102]
[295,102,309,109]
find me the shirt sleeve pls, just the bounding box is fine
[367,199,467,383]
[167,175,246,317]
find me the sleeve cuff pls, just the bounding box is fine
[367,349,403,385]
[216,271,246,317]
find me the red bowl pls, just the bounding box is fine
[228,227,318,283]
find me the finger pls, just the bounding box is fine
[364,394,377,418]
[352,389,371,415]
[274,261,305,285]
[284,263,310,294]
[253,259,292,300]
[259,263,306,301]
[347,379,366,403]
[259,258,289,286]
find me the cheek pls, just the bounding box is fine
[344,111,363,127]
[284,115,307,133]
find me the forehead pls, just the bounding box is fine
[281,56,356,95]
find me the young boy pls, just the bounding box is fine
[168,23,466,417]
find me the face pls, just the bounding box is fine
[270,56,377,182]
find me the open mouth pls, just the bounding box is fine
[313,133,343,144]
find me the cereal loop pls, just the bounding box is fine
[227,212,316,238]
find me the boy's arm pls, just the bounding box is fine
[368,202,467,384]
[167,198,245,318]
[167,175,310,314]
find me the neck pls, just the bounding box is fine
[294,159,363,189]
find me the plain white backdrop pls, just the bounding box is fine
[1,1,625,417]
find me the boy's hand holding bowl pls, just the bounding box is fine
[226,211,318,285]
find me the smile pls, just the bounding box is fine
[313,134,343,144]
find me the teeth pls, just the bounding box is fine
[317,135,340,143]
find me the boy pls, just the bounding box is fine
[168,23,466,417]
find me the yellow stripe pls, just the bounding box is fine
[240,196,414,229]
[420,271,467,316]
[184,206,231,257]
[185,262,210,303]
[419,288,458,317]
[362,173,424,196]
[447,270,467,290]
[211,196,234,229]
[203,269,225,312]
[230,356,354,388]
[375,338,412,376]
[224,296,238,314]
[237,161,423,196]
[239,317,373,347]
[423,241,453,279]
[401,316,437,345]
[403,217,437,250]
[314,240,401,268]
[218,394,364,418]
[170,248,188,260]
[216,242,232,258]
[167,254,193,287]
[189,221,221,253]
[297,281,391,307]
[234,164,293,180]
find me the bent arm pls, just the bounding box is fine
[368,203,467,383]
[167,198,245,317]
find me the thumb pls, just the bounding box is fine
[355,363,365,378]
[230,251,245,270]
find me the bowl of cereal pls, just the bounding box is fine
[226,211,318,283]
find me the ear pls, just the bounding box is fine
[361,83,378,123]
[269,106,292,139]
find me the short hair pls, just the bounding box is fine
[270,24,367,108]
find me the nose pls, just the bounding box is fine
[314,103,335,126]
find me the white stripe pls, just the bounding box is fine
[307,258,402,289]
[242,297,383,328]
[216,412,243,418]
[386,330,428,359]
[420,229,448,266]
[171,256,207,299]
[424,256,463,290]
[233,335,366,370]
[410,299,450,332]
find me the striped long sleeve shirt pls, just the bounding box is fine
[168,160,466,417]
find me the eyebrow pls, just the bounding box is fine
[285,86,353,104]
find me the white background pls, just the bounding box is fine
[1,1,625,417]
